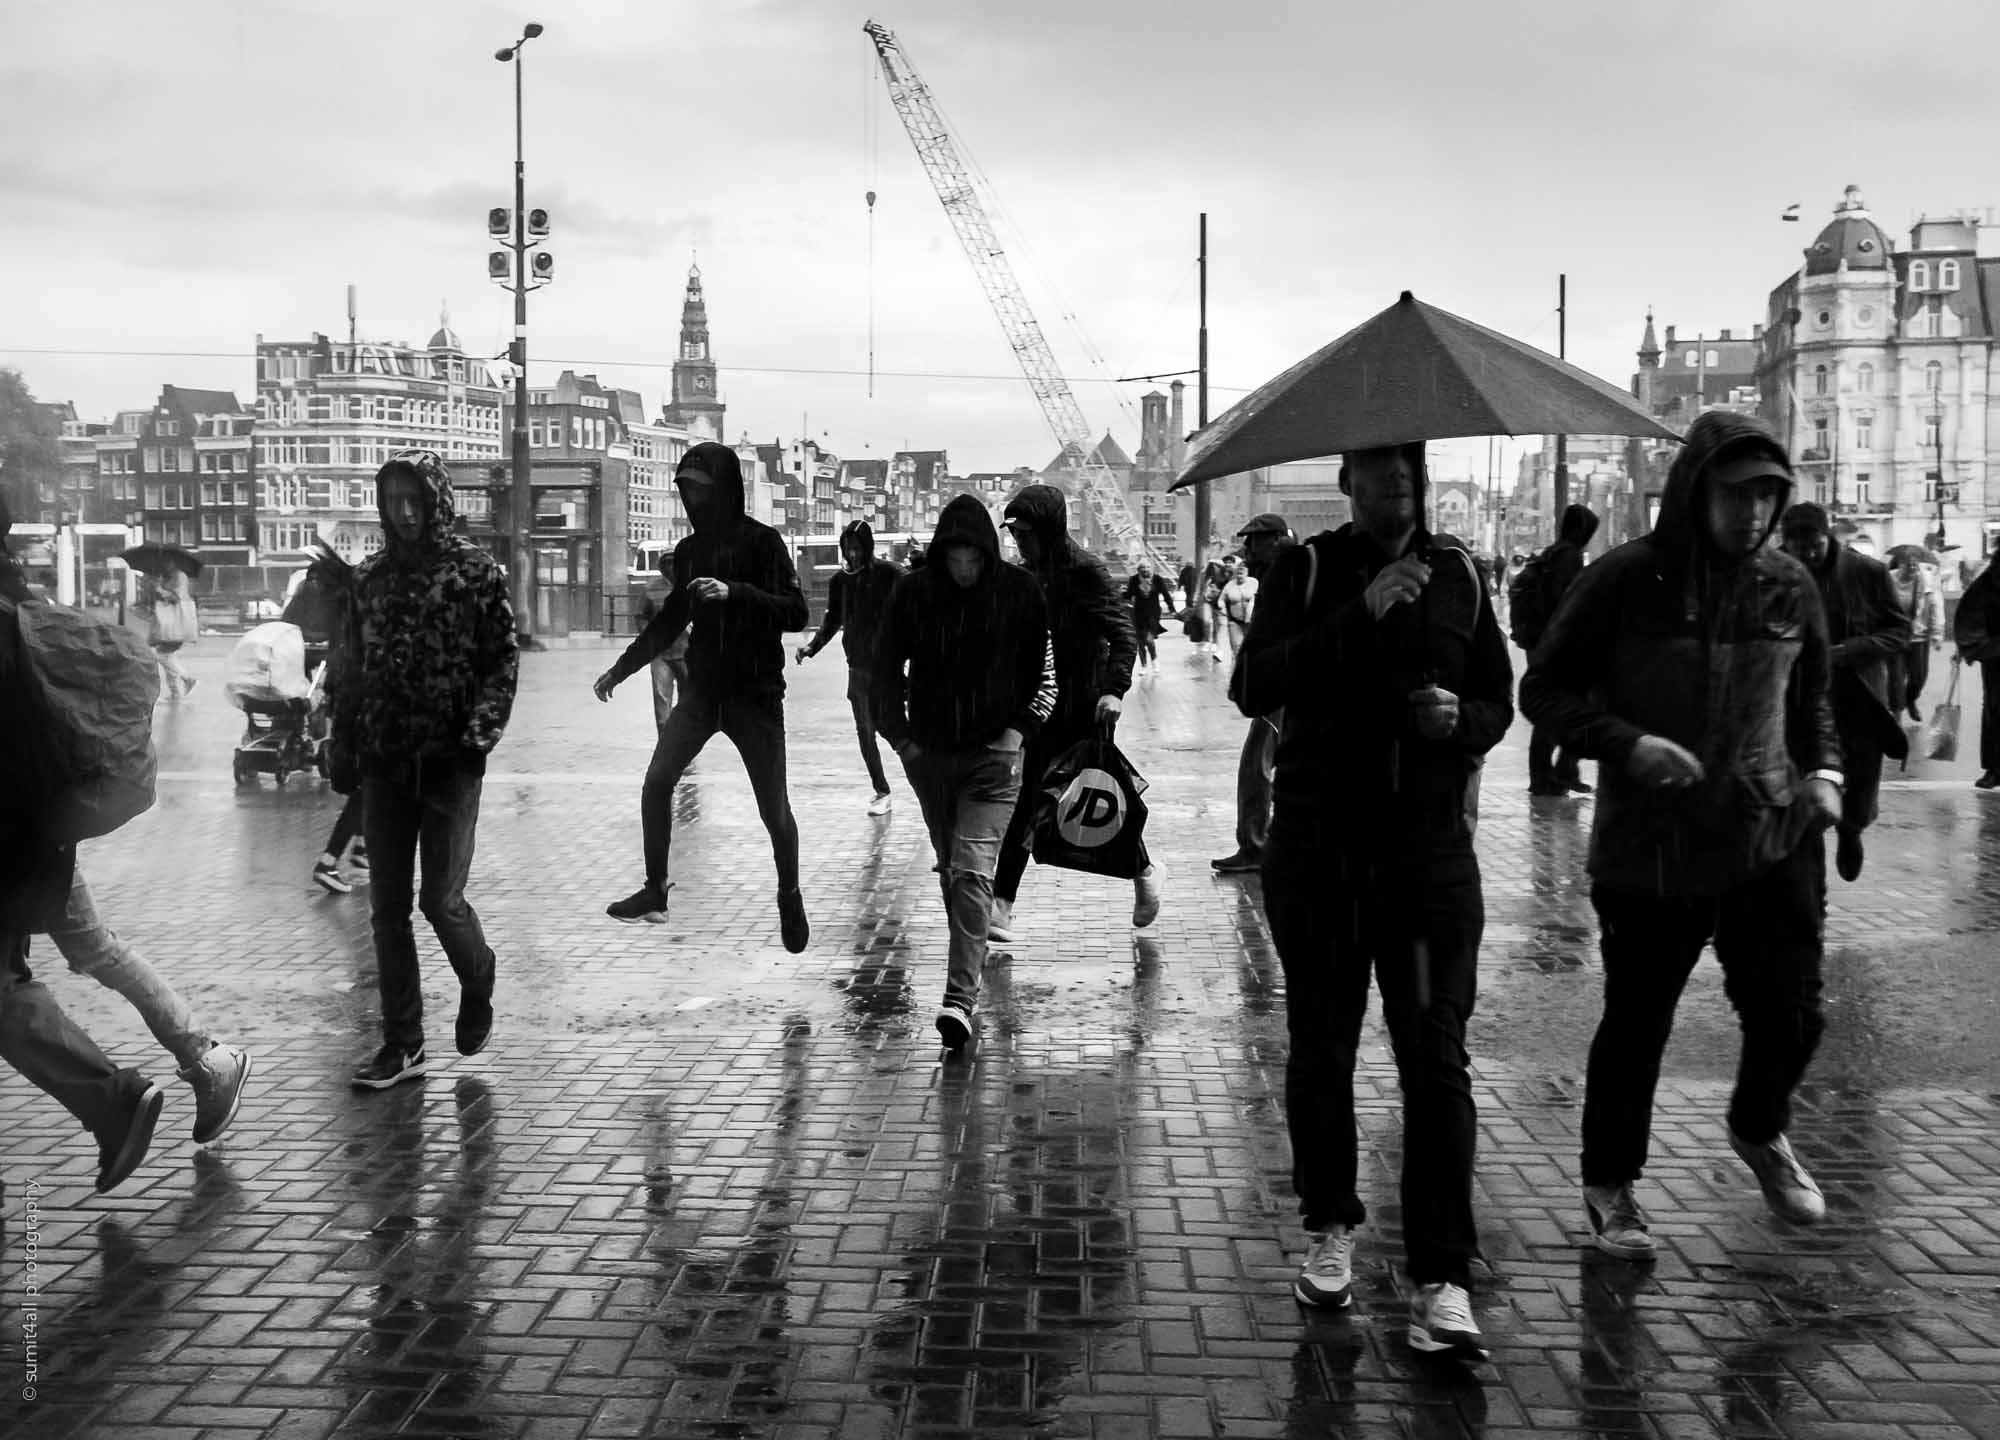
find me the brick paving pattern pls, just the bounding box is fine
[1,638,1997,1438]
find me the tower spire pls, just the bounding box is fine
[1638,308,1660,366]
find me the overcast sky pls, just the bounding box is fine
[7,0,1999,482]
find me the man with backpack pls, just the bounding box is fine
[1511,504,1599,795]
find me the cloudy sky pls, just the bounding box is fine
[6,0,1998,481]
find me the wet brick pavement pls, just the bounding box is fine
[2,634,1998,1439]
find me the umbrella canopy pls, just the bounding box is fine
[1171,291,1682,490]
[119,542,204,578]
[1886,543,1940,566]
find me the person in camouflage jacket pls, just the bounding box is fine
[327,450,517,1091]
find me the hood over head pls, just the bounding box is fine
[929,494,1002,575]
[840,518,876,565]
[1651,410,1793,566]
[1001,483,1070,546]
[1558,503,1600,547]
[374,449,458,553]
[676,441,747,533]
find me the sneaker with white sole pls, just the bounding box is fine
[183,1044,252,1146]
[989,898,1015,944]
[1583,1183,1657,1262]
[1728,1129,1826,1224]
[350,1044,427,1091]
[1293,1226,1356,1309]
[312,858,353,895]
[934,1004,974,1050]
[1132,865,1161,929]
[867,791,893,817]
[606,884,670,924]
[1408,1281,1489,1362]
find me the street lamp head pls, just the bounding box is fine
[523,22,544,38]
[495,46,515,60]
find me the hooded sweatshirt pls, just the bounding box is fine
[1544,503,1601,602]
[999,483,1137,736]
[1520,411,1842,896]
[1795,531,1910,709]
[872,495,1056,753]
[803,519,902,667]
[607,441,808,702]
[1234,450,1514,864]
[327,450,519,779]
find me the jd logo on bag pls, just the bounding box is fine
[1031,738,1150,880]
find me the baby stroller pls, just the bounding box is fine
[224,621,324,786]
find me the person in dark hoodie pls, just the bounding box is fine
[1234,442,1512,1361]
[327,450,518,1090]
[796,519,903,815]
[1777,503,1910,882]
[873,495,1056,1049]
[1521,411,1843,1265]
[1524,503,1600,796]
[594,441,812,951]
[991,484,1148,940]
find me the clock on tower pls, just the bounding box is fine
[663,260,726,438]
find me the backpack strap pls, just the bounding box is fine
[1301,539,1321,611]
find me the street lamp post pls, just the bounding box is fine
[495,22,545,646]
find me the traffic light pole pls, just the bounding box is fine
[508,42,536,646]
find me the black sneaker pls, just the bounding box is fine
[1977,771,2000,791]
[95,1082,164,1193]
[607,885,669,923]
[1210,850,1261,874]
[312,859,352,895]
[778,887,810,953]
[456,991,493,1057]
[350,1044,427,1091]
[935,1004,974,1050]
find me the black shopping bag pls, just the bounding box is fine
[1030,737,1150,880]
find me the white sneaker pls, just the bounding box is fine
[867,791,893,817]
[1293,1226,1355,1309]
[990,898,1015,944]
[1408,1281,1488,1362]
[1132,866,1161,929]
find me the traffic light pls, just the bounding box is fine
[527,208,550,237]
[488,207,511,237]
[488,251,511,280]
[531,251,555,282]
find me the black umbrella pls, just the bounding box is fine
[119,542,204,578]
[1171,291,1681,489]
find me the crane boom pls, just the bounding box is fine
[864,18,1162,570]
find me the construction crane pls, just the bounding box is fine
[863,18,1165,573]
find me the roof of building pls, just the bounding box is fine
[161,385,245,417]
[428,305,461,352]
[1042,433,1132,474]
[1805,186,1892,276]
[1638,310,1659,363]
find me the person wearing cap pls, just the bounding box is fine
[1522,411,1843,1265]
[594,442,812,953]
[1213,513,1295,874]
[1778,502,1910,882]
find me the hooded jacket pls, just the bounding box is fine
[327,451,518,779]
[1798,532,1910,711]
[872,495,1056,753]
[1234,459,1514,864]
[1520,411,1841,896]
[803,519,902,667]
[608,441,808,701]
[1957,559,2000,662]
[1544,503,1601,601]
[1000,483,1137,735]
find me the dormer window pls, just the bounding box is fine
[1910,260,1930,290]
[1940,259,1960,289]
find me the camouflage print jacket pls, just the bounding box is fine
[326,451,518,781]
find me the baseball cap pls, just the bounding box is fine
[1236,513,1289,538]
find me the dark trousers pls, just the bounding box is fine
[1985,661,2000,774]
[643,692,800,892]
[1261,828,1484,1287]
[1234,717,1278,857]
[1581,840,1826,1187]
[1903,641,1931,716]
[847,666,890,795]
[363,767,496,1051]
[1528,721,1580,788]
[324,791,365,858]
[0,934,148,1141]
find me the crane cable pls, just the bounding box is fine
[863,36,879,400]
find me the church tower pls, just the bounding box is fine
[662,262,726,441]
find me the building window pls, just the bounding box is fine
[1857,362,1874,393]
[1910,260,1930,290]
[1812,475,1827,505]
[1924,295,1944,338]
[1854,473,1871,507]
[1854,416,1872,450]
[1925,360,1944,391]
[1684,351,1698,367]
[1813,364,1828,396]
[200,482,219,507]
[1924,414,1942,451]
[1926,470,1945,502]
[571,416,584,448]
[1940,259,1960,290]
[1812,418,1829,453]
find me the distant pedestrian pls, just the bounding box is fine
[1213,513,1294,875]
[797,519,903,816]
[872,495,1055,1050]
[1779,503,1909,881]
[1122,562,1177,672]
[1954,549,2000,789]
[638,579,692,729]
[1515,504,1599,796]
[141,567,200,702]
[327,450,518,1090]
[991,484,1152,942]
[1889,552,1944,721]
[1218,554,1258,656]
[1523,412,1841,1263]
[594,442,811,951]
[1236,443,1512,1361]
[286,545,368,895]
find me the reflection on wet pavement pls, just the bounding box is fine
[0,644,1996,1437]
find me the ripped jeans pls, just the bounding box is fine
[903,743,1025,1012]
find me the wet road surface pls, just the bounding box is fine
[1,635,1997,1438]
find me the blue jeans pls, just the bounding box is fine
[905,744,1023,1011]
[362,766,496,1051]
[0,932,149,1141]
[48,870,213,1071]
